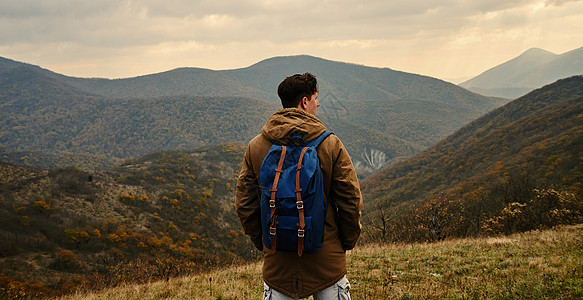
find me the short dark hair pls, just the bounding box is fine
[277,73,318,108]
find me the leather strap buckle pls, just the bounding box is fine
[297,229,305,238]
[296,200,304,210]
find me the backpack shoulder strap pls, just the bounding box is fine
[305,131,333,148]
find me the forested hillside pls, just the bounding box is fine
[0,66,279,169]
[1,55,504,176]
[0,143,256,298]
[362,76,583,242]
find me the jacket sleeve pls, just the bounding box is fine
[330,138,363,250]
[235,143,264,251]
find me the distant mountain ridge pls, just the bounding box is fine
[460,46,583,98]
[1,54,504,174]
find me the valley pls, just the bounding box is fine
[0,54,581,298]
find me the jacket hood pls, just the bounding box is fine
[261,108,327,144]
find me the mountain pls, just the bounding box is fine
[0,143,256,297]
[362,76,583,242]
[229,56,508,147]
[68,55,506,149]
[460,46,583,98]
[0,66,279,169]
[0,65,418,174]
[0,55,504,175]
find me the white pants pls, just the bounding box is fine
[263,275,351,300]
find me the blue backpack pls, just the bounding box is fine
[259,131,332,256]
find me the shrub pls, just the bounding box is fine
[51,250,80,271]
[481,189,583,235]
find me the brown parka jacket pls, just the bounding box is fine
[235,108,363,298]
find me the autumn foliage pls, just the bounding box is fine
[0,145,258,299]
[362,77,583,243]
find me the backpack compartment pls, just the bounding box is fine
[264,213,314,252]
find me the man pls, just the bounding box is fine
[235,73,362,299]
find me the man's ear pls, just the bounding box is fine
[300,97,308,109]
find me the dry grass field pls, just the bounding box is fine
[60,225,583,299]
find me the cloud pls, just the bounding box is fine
[0,0,550,46]
[545,0,582,6]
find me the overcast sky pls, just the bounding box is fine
[1,0,582,82]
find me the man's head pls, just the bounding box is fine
[277,73,320,115]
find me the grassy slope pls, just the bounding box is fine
[61,225,583,299]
